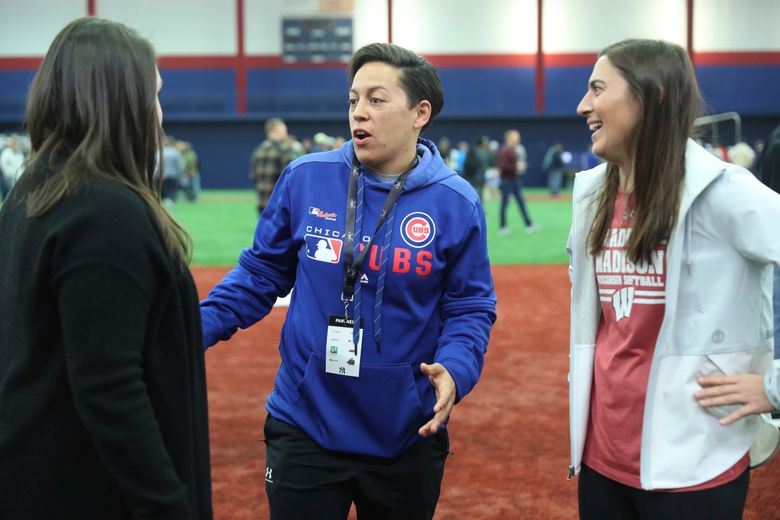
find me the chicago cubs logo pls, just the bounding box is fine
[400,212,436,248]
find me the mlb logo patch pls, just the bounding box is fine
[305,234,343,263]
[308,207,337,221]
[400,212,436,248]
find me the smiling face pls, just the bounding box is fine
[577,56,642,171]
[349,61,430,175]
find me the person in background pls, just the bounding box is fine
[201,42,496,520]
[437,136,456,170]
[568,38,780,520]
[498,129,540,235]
[727,141,757,171]
[0,17,212,519]
[454,140,469,174]
[542,142,565,197]
[179,140,201,202]
[161,135,184,207]
[250,117,296,215]
[0,137,25,201]
[462,135,489,199]
[514,130,528,179]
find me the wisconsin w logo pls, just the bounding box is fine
[612,287,635,321]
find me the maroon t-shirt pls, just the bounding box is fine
[583,189,747,491]
[498,145,517,180]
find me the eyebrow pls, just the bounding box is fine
[349,85,390,96]
[589,79,605,89]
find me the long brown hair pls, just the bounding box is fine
[19,17,190,264]
[588,39,702,264]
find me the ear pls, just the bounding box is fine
[412,100,432,130]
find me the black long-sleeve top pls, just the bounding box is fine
[0,177,212,519]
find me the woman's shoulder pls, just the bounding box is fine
[55,178,160,240]
[67,178,150,216]
[572,163,607,202]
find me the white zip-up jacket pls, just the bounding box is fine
[568,139,780,489]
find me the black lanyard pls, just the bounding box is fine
[341,153,413,308]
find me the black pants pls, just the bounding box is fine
[263,414,449,520]
[578,463,749,520]
[499,178,532,228]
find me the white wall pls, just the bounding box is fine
[98,0,237,55]
[1,0,778,58]
[694,0,780,51]
[0,0,85,55]
[543,0,687,53]
[245,0,285,54]
[353,0,389,49]
[392,0,537,54]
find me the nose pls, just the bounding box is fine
[576,91,592,117]
[351,98,368,121]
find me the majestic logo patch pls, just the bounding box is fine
[400,212,436,248]
[309,207,337,221]
[305,234,342,263]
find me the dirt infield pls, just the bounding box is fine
[194,265,780,519]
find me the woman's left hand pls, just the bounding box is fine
[694,374,774,425]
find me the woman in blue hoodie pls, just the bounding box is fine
[201,43,496,520]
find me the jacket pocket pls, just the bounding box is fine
[288,352,428,458]
[698,350,759,419]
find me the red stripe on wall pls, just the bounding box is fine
[544,53,598,67]
[3,52,780,72]
[87,0,95,16]
[0,57,42,70]
[236,0,247,113]
[687,0,694,61]
[535,0,543,112]
[244,56,347,69]
[694,51,780,66]
[388,0,393,44]
[424,54,535,68]
[157,56,237,69]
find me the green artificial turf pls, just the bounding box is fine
[173,189,572,267]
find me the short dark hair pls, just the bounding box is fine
[348,43,443,131]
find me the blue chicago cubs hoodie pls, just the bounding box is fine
[201,138,496,458]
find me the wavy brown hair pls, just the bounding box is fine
[18,17,190,265]
[588,39,702,264]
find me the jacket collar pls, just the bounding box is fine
[573,139,727,210]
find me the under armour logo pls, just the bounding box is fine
[265,467,273,483]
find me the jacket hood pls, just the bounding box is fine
[339,137,457,191]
